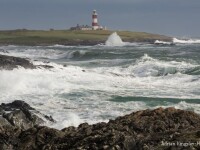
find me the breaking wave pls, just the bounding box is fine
[105,32,125,46]
[95,54,200,77]
[154,38,200,45]
[1,44,200,129]
[173,38,200,44]
[63,50,100,60]
[154,40,173,45]
[131,54,200,77]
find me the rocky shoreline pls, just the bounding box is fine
[0,100,200,150]
[0,54,53,70]
[0,30,172,46]
[0,39,172,47]
[1,53,200,149]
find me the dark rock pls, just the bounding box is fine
[33,107,199,150]
[1,100,34,111]
[44,115,56,123]
[37,65,54,69]
[0,49,9,53]
[0,54,36,70]
[196,131,200,137]
[1,104,200,149]
[0,100,55,130]
[16,126,63,150]
[0,100,56,150]
[0,54,54,70]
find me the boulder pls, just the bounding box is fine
[0,54,54,70]
[18,107,200,150]
[0,100,55,130]
[0,54,36,70]
[1,101,200,149]
[0,49,9,53]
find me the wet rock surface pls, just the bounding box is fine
[0,100,55,150]
[0,49,9,53]
[0,101,200,150]
[0,54,36,70]
[0,54,53,70]
[0,100,55,129]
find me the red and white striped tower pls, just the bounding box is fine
[92,10,99,30]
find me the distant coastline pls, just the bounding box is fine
[0,30,172,46]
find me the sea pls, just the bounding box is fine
[0,32,200,129]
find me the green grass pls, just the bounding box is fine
[0,29,171,46]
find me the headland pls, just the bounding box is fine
[0,30,171,46]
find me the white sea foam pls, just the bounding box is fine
[131,54,197,77]
[0,48,64,60]
[0,61,199,129]
[104,32,144,47]
[94,54,198,78]
[173,38,200,44]
[60,113,83,127]
[0,47,90,60]
[154,38,200,45]
[48,45,75,48]
[154,40,172,45]
[0,45,200,129]
[105,32,125,46]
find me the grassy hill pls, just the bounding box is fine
[0,29,171,46]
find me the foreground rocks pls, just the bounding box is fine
[1,101,200,150]
[0,100,55,150]
[0,54,36,70]
[0,54,53,70]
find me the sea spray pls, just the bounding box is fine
[173,38,200,44]
[1,44,200,129]
[154,40,172,45]
[154,38,200,45]
[105,32,125,46]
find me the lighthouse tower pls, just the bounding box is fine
[92,10,99,30]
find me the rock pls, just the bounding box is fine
[30,107,198,150]
[1,100,34,111]
[37,65,54,69]
[1,102,200,149]
[0,100,56,150]
[0,54,36,70]
[0,54,54,70]
[196,131,200,137]
[0,100,55,130]
[49,107,200,150]
[0,49,9,53]
[16,126,63,150]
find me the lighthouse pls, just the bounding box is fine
[92,10,99,30]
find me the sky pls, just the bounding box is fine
[0,0,200,37]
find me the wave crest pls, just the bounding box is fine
[154,38,200,45]
[98,54,199,77]
[105,32,125,46]
[173,38,200,44]
[154,40,172,45]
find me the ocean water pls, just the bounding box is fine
[0,33,200,129]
